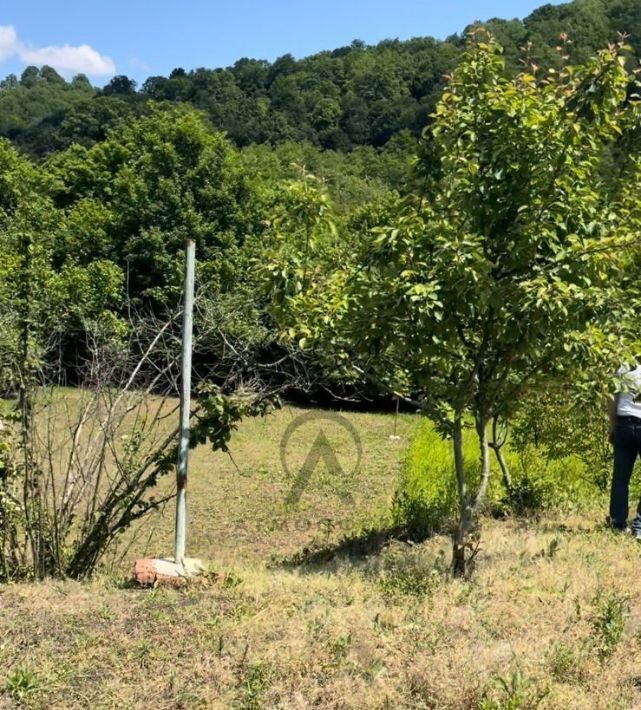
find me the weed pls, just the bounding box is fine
[377,544,446,599]
[5,667,39,701]
[504,474,552,518]
[366,657,384,679]
[173,688,205,708]
[546,643,587,684]
[223,570,244,589]
[391,420,461,537]
[479,668,548,709]
[239,662,271,710]
[133,638,153,669]
[591,590,629,661]
[306,615,326,639]
[327,633,352,664]
[97,602,114,620]
[533,537,561,560]
[395,418,602,537]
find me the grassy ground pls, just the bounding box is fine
[122,405,415,568]
[2,406,641,708]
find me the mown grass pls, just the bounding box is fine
[119,404,414,568]
[2,405,641,708]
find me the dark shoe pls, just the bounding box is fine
[607,521,628,534]
[606,515,628,533]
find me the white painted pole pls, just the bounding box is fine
[174,238,196,566]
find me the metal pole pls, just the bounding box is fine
[174,239,196,566]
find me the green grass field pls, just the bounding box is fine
[2,406,641,708]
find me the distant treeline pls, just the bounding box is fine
[1,0,640,158]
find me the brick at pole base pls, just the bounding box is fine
[132,557,207,588]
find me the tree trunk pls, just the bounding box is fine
[490,416,512,496]
[451,413,470,577]
[473,414,491,509]
[451,413,490,577]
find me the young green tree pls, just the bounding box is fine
[267,36,641,575]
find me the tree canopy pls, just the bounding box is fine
[3,0,641,157]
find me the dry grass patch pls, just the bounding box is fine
[2,407,641,707]
[2,516,641,707]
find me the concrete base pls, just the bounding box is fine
[132,557,207,587]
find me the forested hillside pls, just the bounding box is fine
[2,0,641,157]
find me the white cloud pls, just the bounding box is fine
[0,25,18,61]
[21,43,115,76]
[0,24,115,77]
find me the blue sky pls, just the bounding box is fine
[1,0,564,84]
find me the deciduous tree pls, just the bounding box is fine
[267,36,641,574]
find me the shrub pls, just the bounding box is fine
[507,445,604,515]
[393,418,603,534]
[376,543,446,599]
[510,391,612,494]
[591,590,629,661]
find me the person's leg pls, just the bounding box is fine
[609,422,638,530]
[631,424,641,533]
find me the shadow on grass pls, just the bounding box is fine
[113,577,140,590]
[517,518,606,536]
[270,524,434,571]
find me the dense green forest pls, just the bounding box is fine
[1,0,640,380]
[1,0,641,158]
[0,0,639,302]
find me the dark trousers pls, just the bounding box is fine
[609,415,641,529]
